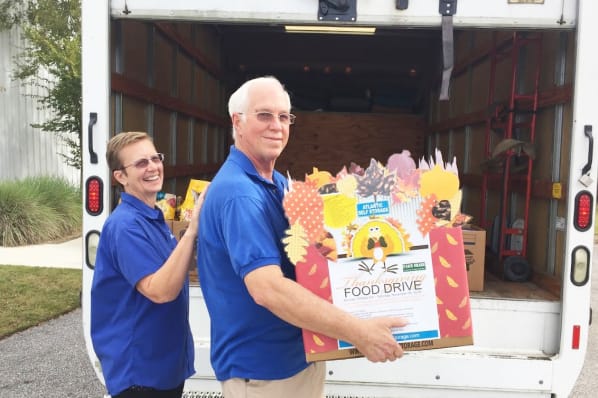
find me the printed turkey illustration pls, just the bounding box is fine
[351,220,406,271]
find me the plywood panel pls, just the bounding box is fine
[469,124,486,172]
[121,96,148,133]
[193,68,208,109]
[175,22,192,42]
[154,33,174,95]
[153,107,172,158]
[471,59,489,110]
[451,73,468,118]
[533,108,555,181]
[454,30,472,68]
[527,199,550,269]
[177,51,193,103]
[206,124,218,164]
[195,25,221,70]
[193,121,208,165]
[277,111,425,178]
[176,115,191,165]
[122,21,148,85]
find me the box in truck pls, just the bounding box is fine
[462,225,486,292]
[82,1,597,396]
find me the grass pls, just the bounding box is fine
[0,265,81,340]
[0,176,81,246]
[0,176,82,339]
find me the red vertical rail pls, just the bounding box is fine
[497,32,542,262]
[482,32,542,264]
[498,32,520,262]
[518,33,542,259]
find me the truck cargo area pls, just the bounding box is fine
[110,19,572,302]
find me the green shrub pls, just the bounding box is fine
[0,176,81,247]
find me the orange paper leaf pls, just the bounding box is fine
[445,309,458,321]
[446,275,459,288]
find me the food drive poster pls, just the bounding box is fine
[282,149,473,361]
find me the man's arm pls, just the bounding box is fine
[245,265,406,362]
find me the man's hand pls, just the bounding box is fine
[351,317,407,362]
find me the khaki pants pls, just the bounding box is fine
[221,362,326,398]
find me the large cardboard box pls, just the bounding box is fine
[462,226,486,292]
[282,151,474,362]
[295,226,474,362]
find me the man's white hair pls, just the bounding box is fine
[228,76,291,140]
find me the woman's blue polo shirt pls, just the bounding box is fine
[91,192,195,395]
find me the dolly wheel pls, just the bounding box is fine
[503,255,532,282]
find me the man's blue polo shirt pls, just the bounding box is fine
[91,192,195,396]
[197,146,309,381]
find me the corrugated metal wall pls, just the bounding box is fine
[0,26,79,185]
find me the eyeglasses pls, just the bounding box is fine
[119,153,165,170]
[239,111,296,125]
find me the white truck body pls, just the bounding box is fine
[81,1,598,396]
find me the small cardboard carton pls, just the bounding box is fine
[461,225,486,292]
[171,220,190,242]
[169,220,198,282]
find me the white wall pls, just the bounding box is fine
[0,26,79,185]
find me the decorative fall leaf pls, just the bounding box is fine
[355,159,396,200]
[283,222,309,264]
[323,193,357,228]
[462,317,472,329]
[319,276,329,289]
[312,334,325,346]
[439,256,451,268]
[283,181,325,242]
[308,263,318,276]
[437,296,444,305]
[445,309,458,321]
[416,194,437,236]
[446,233,458,245]
[431,241,439,253]
[458,295,469,308]
[336,174,358,197]
[446,275,459,288]
[306,167,334,189]
[419,162,459,200]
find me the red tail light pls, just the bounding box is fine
[86,177,103,215]
[572,325,581,349]
[574,191,593,231]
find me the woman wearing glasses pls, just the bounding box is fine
[91,131,205,398]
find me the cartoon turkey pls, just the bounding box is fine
[366,225,390,270]
[352,220,406,271]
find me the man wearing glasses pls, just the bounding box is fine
[91,131,206,398]
[197,76,406,398]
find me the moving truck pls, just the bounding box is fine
[81,1,597,396]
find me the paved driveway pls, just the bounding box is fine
[1,264,597,397]
[0,308,105,398]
